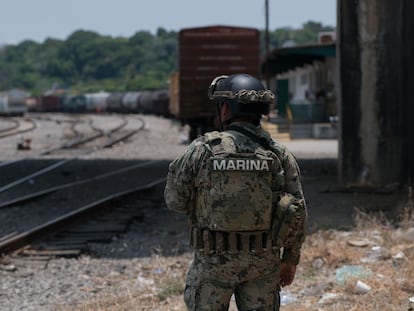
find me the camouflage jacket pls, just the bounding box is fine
[164,121,307,265]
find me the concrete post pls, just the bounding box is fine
[338,0,414,188]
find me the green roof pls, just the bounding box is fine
[263,43,336,75]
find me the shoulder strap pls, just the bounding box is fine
[227,125,273,151]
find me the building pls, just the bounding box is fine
[263,33,337,138]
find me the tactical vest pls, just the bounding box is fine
[194,130,284,232]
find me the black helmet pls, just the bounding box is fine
[208,73,275,115]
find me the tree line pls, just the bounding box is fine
[0,21,333,95]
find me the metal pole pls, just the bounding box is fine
[265,0,270,89]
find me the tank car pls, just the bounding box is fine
[0,89,29,116]
[85,92,110,112]
[121,91,142,113]
[139,89,170,116]
[150,89,170,117]
[106,92,125,112]
[138,91,153,114]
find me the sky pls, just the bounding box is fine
[0,0,336,45]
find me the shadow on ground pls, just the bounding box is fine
[298,158,407,232]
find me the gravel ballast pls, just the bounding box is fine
[0,114,190,311]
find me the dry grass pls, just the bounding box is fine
[60,254,191,311]
[64,207,414,311]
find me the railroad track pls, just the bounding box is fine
[70,114,145,149]
[0,113,146,168]
[0,117,37,139]
[0,113,163,265]
[0,159,169,258]
[32,114,141,156]
[0,117,20,133]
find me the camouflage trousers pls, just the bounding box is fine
[184,250,281,311]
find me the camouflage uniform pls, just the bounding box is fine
[164,121,307,311]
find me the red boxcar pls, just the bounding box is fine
[169,25,261,139]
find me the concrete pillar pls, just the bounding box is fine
[338,0,414,188]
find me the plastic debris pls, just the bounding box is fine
[335,265,371,285]
[134,275,155,290]
[409,296,414,311]
[1,264,17,272]
[154,267,165,274]
[360,245,390,263]
[392,251,407,268]
[347,239,375,247]
[354,280,371,294]
[280,290,298,305]
[312,257,325,270]
[393,251,406,260]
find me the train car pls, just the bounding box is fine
[61,94,87,112]
[0,89,29,116]
[121,91,142,113]
[25,97,39,112]
[85,91,110,112]
[152,89,170,117]
[106,92,125,112]
[138,91,154,114]
[139,89,170,116]
[35,95,63,112]
[170,25,261,139]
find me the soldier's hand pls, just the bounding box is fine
[280,262,296,287]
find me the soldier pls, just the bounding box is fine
[164,73,307,311]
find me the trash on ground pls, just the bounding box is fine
[312,257,325,269]
[347,239,375,247]
[354,280,371,294]
[280,290,298,305]
[335,265,371,285]
[360,245,390,263]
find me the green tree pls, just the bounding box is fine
[0,22,331,94]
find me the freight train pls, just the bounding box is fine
[4,25,262,128]
[27,89,170,117]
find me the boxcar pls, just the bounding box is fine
[37,95,62,112]
[169,25,261,139]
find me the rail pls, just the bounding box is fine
[0,176,166,255]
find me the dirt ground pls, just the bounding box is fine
[297,158,408,232]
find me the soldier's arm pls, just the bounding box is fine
[164,139,208,214]
[280,150,308,265]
